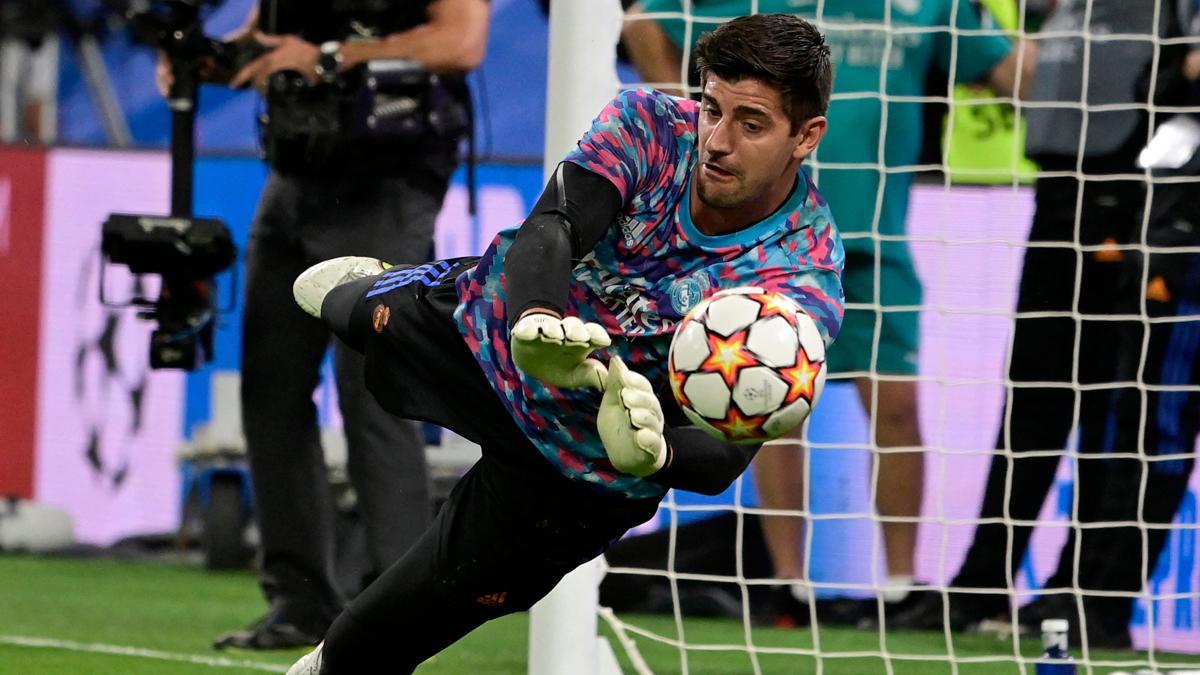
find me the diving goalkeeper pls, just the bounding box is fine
[286,14,844,674]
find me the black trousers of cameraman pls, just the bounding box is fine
[950,159,1146,610]
[240,171,444,629]
[1077,180,1200,631]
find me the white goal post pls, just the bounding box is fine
[527,1,627,674]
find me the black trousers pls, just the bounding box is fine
[1073,181,1200,629]
[240,172,443,624]
[318,262,661,674]
[953,171,1146,606]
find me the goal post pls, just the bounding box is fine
[527,1,626,673]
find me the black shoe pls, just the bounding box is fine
[1015,593,1075,634]
[856,588,938,629]
[676,585,746,619]
[1016,594,1132,650]
[1078,617,1132,650]
[887,590,1007,631]
[753,587,876,628]
[213,612,326,651]
[755,586,812,629]
[818,597,875,626]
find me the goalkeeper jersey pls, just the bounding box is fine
[454,87,844,498]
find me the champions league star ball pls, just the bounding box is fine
[668,287,827,444]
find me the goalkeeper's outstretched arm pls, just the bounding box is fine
[505,161,623,323]
[654,428,761,496]
[504,162,624,389]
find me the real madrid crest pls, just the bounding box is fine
[668,272,712,316]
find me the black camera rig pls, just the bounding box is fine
[100,0,242,370]
[263,58,470,144]
[100,214,236,369]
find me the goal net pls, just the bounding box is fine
[530,0,1200,673]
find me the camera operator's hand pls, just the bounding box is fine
[231,32,319,92]
[156,53,173,97]
[156,53,222,97]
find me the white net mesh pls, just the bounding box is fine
[592,1,1200,673]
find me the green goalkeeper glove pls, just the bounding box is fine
[598,356,668,477]
[510,312,611,390]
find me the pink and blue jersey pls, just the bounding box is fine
[454,87,844,498]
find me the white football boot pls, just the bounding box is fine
[286,641,324,675]
[293,256,391,318]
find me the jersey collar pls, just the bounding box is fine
[679,166,810,249]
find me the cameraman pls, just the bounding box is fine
[160,0,489,651]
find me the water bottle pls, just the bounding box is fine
[1035,619,1077,675]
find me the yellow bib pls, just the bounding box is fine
[945,0,1038,184]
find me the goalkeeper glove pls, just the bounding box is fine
[598,356,668,477]
[510,312,611,390]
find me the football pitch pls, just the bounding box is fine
[1,554,1197,675]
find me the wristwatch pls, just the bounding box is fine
[314,41,344,83]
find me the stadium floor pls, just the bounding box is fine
[1,555,1197,674]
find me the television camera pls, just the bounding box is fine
[100,0,253,370]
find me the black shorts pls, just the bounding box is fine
[326,257,510,445]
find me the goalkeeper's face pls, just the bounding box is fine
[695,75,826,217]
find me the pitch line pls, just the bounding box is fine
[0,634,287,672]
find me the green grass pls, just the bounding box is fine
[1,554,1197,674]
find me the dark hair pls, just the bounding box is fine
[693,14,833,133]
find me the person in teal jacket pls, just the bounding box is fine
[624,0,1032,625]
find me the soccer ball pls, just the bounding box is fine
[668,287,827,444]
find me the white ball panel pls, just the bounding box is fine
[704,294,761,337]
[681,371,731,420]
[745,315,800,368]
[795,311,826,362]
[762,398,813,439]
[731,367,788,416]
[671,319,712,372]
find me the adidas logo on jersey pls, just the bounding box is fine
[618,214,643,245]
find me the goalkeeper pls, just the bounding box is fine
[284,14,844,674]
